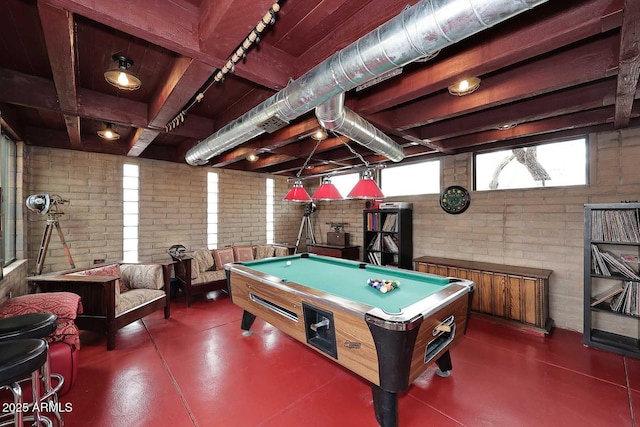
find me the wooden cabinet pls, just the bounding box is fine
[414,256,553,334]
[363,209,412,269]
[584,203,640,357]
[308,244,360,260]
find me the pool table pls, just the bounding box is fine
[225,253,475,427]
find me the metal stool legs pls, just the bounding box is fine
[0,339,52,427]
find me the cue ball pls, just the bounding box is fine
[286,261,292,266]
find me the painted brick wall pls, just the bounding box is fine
[20,128,640,333]
[24,147,301,274]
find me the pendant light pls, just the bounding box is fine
[312,177,343,200]
[347,169,384,199]
[104,54,142,91]
[97,123,120,140]
[284,180,312,202]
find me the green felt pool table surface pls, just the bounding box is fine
[240,255,451,314]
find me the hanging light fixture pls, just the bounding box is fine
[104,54,142,91]
[347,169,384,199]
[312,177,343,200]
[284,180,312,202]
[97,123,120,140]
[448,77,481,96]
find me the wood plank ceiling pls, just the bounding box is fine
[0,0,638,177]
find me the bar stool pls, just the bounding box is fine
[0,339,52,427]
[0,313,64,426]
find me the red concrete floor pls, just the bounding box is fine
[58,292,639,427]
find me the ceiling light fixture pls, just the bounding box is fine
[497,122,517,130]
[246,153,259,162]
[311,129,328,141]
[97,123,120,140]
[104,54,142,91]
[347,169,384,199]
[312,177,343,201]
[333,133,385,199]
[448,77,481,96]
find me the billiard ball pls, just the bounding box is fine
[286,261,292,266]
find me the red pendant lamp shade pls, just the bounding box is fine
[312,177,343,200]
[347,170,384,199]
[284,180,312,202]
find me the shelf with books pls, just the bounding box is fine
[362,208,412,269]
[584,203,640,357]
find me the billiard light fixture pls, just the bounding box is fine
[97,122,120,140]
[347,169,384,199]
[312,177,343,201]
[104,54,142,91]
[448,77,481,96]
[283,180,312,202]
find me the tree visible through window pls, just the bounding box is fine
[475,138,587,191]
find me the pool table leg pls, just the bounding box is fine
[241,310,256,333]
[371,384,398,427]
[435,349,453,377]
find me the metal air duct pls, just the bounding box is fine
[186,0,548,166]
[315,93,404,162]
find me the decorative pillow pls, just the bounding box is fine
[193,249,215,273]
[0,292,81,320]
[120,264,164,290]
[69,263,128,293]
[256,245,275,259]
[212,248,235,270]
[233,246,254,262]
[0,292,82,350]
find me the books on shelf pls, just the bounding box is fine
[591,209,640,243]
[382,235,399,253]
[591,244,640,280]
[367,234,382,251]
[367,251,381,265]
[609,281,640,315]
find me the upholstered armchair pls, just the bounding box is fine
[27,262,171,350]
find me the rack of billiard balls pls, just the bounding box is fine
[367,278,400,294]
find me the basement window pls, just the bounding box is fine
[207,172,219,249]
[474,137,587,191]
[122,164,139,263]
[381,160,440,197]
[266,178,274,244]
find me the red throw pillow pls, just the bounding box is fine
[71,263,128,293]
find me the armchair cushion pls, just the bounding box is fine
[212,248,235,270]
[233,246,254,262]
[256,245,275,259]
[193,248,215,273]
[121,264,164,290]
[117,289,166,315]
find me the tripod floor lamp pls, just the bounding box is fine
[26,194,75,275]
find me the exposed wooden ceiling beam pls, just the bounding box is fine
[37,2,82,149]
[355,0,624,115]
[417,78,622,143]
[0,104,25,142]
[41,0,294,90]
[387,34,620,131]
[614,0,640,128]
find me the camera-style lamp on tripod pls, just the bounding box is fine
[26,194,75,275]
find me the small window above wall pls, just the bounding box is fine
[474,138,587,191]
[381,160,440,197]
